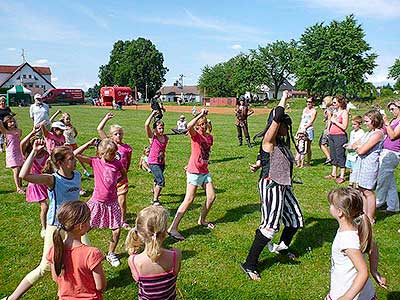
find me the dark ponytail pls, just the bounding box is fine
[53,225,66,276]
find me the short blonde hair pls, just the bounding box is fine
[109,124,123,135]
[97,138,118,161]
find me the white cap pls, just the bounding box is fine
[51,121,67,130]
[34,93,42,100]
[180,115,185,119]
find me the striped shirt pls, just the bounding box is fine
[129,250,178,300]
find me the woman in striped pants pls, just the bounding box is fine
[241,91,304,281]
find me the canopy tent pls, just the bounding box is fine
[6,85,32,106]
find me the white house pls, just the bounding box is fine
[258,78,295,99]
[0,62,55,94]
[159,85,202,103]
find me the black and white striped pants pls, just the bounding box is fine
[258,178,304,233]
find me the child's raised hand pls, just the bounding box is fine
[105,113,114,120]
[201,108,208,116]
[32,139,45,153]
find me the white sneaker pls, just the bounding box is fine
[40,228,46,238]
[106,252,120,267]
[267,241,288,254]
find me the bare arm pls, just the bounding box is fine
[19,139,54,187]
[74,138,97,164]
[187,108,208,136]
[338,248,369,300]
[97,113,113,139]
[20,126,40,154]
[49,109,62,123]
[92,263,107,291]
[262,91,290,152]
[40,120,50,137]
[247,106,255,117]
[145,111,158,140]
[384,116,400,141]
[356,131,382,155]
[369,240,387,289]
[305,109,317,129]
[0,120,8,135]
[331,110,349,131]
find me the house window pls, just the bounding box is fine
[35,85,39,88]
[16,76,20,80]
[29,84,33,87]
[34,76,38,80]
[23,75,26,79]
[28,75,32,78]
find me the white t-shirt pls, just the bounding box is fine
[177,120,187,130]
[329,230,375,300]
[347,129,365,162]
[30,103,49,126]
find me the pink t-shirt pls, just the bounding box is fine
[148,135,169,165]
[47,245,104,300]
[116,143,132,170]
[90,157,124,203]
[186,131,213,174]
[45,132,66,154]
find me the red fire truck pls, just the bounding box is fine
[41,89,84,104]
[99,86,132,106]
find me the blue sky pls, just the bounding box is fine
[1,0,399,90]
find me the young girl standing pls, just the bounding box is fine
[40,120,66,154]
[344,116,364,186]
[168,108,216,241]
[97,113,132,229]
[0,115,25,194]
[349,110,384,223]
[5,141,83,300]
[145,110,169,205]
[20,127,49,238]
[60,112,91,177]
[75,138,127,267]
[126,205,182,300]
[46,201,106,300]
[326,187,386,300]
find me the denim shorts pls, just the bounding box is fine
[149,164,165,187]
[187,172,212,186]
[306,128,314,141]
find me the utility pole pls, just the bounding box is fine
[21,49,26,63]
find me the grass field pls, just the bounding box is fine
[0,104,399,300]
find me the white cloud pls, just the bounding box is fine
[301,0,400,19]
[34,59,49,65]
[67,1,109,30]
[51,76,58,82]
[7,47,16,51]
[231,44,242,50]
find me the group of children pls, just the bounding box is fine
[1,103,389,300]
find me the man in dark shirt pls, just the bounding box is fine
[0,96,13,152]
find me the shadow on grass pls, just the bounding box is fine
[210,156,244,164]
[0,189,14,195]
[387,291,400,300]
[106,267,133,289]
[165,224,214,246]
[214,203,259,224]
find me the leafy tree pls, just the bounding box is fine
[252,40,297,99]
[198,63,234,97]
[388,58,400,80]
[86,84,100,98]
[228,53,259,96]
[295,15,377,97]
[99,38,168,98]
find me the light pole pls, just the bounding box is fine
[145,83,148,102]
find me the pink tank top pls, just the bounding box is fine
[148,135,169,165]
[329,111,346,135]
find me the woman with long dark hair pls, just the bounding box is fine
[240,91,304,281]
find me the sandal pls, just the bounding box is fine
[17,189,25,195]
[240,263,261,281]
[335,178,345,184]
[168,231,185,241]
[324,174,336,179]
[198,222,215,229]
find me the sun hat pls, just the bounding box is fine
[34,93,42,100]
[51,121,67,130]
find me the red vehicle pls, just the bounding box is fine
[41,88,84,104]
[100,86,132,106]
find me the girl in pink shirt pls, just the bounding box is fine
[75,138,127,268]
[47,201,106,300]
[168,108,216,241]
[21,126,49,238]
[0,115,25,194]
[41,120,66,154]
[145,110,169,206]
[97,113,132,229]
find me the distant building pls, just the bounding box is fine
[159,85,202,103]
[0,62,55,94]
[258,78,295,99]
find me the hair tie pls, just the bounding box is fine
[353,213,364,226]
[57,223,66,231]
[152,232,157,241]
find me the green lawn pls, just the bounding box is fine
[0,104,399,300]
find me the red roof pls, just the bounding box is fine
[0,65,51,75]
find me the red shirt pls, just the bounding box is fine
[186,130,213,174]
[47,244,104,300]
